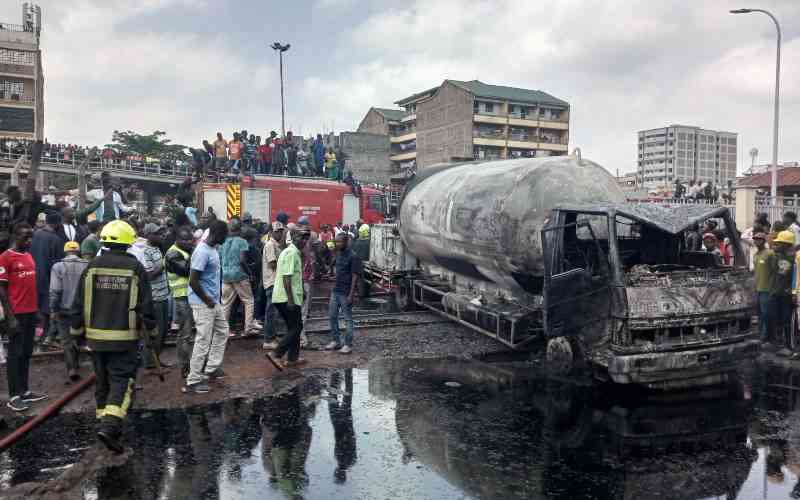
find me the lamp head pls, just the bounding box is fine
[730,8,753,14]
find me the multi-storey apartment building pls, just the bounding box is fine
[0,3,43,140]
[638,125,738,189]
[358,80,569,172]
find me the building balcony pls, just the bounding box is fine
[390,131,416,143]
[473,128,505,139]
[0,63,34,77]
[401,113,416,123]
[473,136,506,148]
[391,143,416,154]
[0,92,34,106]
[390,150,417,162]
[473,114,508,125]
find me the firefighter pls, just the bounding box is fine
[70,220,155,453]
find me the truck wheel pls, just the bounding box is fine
[395,282,415,312]
[546,337,575,375]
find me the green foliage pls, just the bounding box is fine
[104,130,188,158]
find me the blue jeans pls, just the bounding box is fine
[263,286,278,341]
[757,291,771,341]
[229,159,241,173]
[329,292,354,347]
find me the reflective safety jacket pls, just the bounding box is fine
[70,250,155,351]
[165,244,191,299]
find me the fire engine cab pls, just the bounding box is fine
[198,175,387,226]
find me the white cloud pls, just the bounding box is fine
[308,0,800,173]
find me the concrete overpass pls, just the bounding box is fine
[0,152,189,185]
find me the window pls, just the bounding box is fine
[0,48,35,66]
[0,80,24,95]
[368,195,384,213]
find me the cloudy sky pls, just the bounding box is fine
[1,0,798,174]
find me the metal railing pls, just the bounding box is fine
[0,93,34,103]
[0,23,26,33]
[0,150,190,180]
[474,129,505,139]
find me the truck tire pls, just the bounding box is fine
[546,336,576,375]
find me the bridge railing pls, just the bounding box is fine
[0,150,190,181]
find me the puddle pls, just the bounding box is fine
[3,358,800,499]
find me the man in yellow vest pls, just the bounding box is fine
[70,220,155,453]
[165,227,195,378]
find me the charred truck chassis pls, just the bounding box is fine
[366,157,758,390]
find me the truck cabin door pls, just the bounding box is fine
[542,211,612,340]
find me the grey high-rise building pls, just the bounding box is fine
[637,125,738,190]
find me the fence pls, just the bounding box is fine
[755,195,800,226]
[0,150,190,181]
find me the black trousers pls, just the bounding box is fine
[6,312,37,398]
[274,303,303,362]
[93,349,138,432]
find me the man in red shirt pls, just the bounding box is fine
[257,137,273,175]
[0,223,48,412]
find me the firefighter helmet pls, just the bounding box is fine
[100,220,137,246]
[775,230,796,246]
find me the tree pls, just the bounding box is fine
[104,130,188,158]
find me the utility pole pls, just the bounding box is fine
[271,42,291,138]
[730,8,782,202]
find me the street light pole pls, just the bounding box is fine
[730,8,781,202]
[271,42,291,138]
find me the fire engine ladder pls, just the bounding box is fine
[411,280,543,350]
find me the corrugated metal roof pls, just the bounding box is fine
[395,86,439,106]
[373,107,406,121]
[737,167,800,188]
[449,80,569,108]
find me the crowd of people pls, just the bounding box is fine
[192,130,349,181]
[0,169,372,454]
[671,178,736,204]
[0,131,354,184]
[740,211,800,358]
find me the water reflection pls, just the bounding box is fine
[328,369,357,483]
[6,360,800,499]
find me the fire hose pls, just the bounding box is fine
[0,374,96,452]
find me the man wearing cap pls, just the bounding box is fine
[261,220,285,350]
[700,233,722,265]
[141,222,171,371]
[50,241,89,381]
[752,233,775,345]
[771,230,796,355]
[297,216,318,346]
[265,227,311,367]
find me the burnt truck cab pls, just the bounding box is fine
[542,203,759,390]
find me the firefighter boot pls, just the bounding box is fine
[97,416,125,454]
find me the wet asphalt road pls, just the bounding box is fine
[4,356,800,499]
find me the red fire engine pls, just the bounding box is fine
[198,176,387,228]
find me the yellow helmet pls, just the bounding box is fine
[100,220,137,246]
[774,230,796,246]
[358,224,370,238]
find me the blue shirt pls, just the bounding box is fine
[188,242,221,306]
[219,235,249,283]
[334,248,362,295]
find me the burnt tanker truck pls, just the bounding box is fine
[365,154,759,390]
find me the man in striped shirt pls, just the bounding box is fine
[141,223,171,372]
